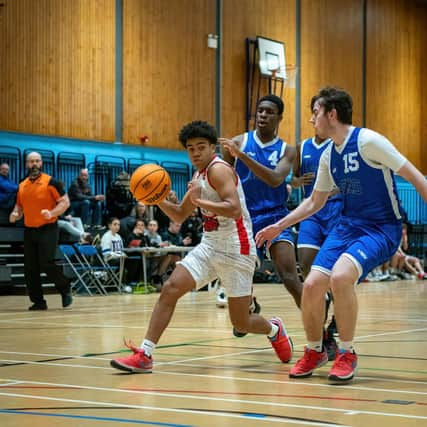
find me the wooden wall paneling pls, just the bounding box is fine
[221,0,296,145]
[123,0,216,149]
[421,5,427,174]
[0,0,115,141]
[300,0,363,142]
[366,0,425,172]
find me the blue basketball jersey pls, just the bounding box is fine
[329,127,403,223]
[235,131,289,217]
[300,137,332,198]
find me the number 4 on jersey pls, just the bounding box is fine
[268,151,279,166]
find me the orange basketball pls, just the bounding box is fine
[129,164,171,205]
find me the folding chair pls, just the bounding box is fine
[59,244,106,296]
[74,244,123,293]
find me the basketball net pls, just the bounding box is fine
[284,65,298,89]
[269,65,298,89]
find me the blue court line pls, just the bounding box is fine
[0,410,195,427]
[243,413,266,418]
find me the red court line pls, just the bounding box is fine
[121,387,376,403]
[4,385,425,406]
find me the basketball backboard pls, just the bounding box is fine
[257,36,286,80]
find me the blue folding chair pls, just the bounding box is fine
[74,244,122,293]
[59,244,106,296]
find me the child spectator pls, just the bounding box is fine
[125,219,150,248]
[120,202,150,242]
[124,219,150,284]
[145,219,167,248]
[101,217,125,261]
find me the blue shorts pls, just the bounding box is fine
[312,216,402,282]
[298,198,342,250]
[251,208,296,259]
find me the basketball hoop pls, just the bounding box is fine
[270,68,279,80]
[283,65,298,89]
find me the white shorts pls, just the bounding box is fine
[177,241,256,297]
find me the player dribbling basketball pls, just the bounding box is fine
[110,120,294,373]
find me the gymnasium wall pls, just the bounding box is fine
[122,0,216,147]
[0,0,116,141]
[0,0,425,172]
[221,0,296,145]
[366,0,427,172]
[299,0,363,138]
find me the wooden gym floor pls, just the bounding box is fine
[0,280,426,427]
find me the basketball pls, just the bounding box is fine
[129,164,171,205]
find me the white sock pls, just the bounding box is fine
[267,322,279,338]
[307,340,323,352]
[339,341,354,353]
[141,339,156,356]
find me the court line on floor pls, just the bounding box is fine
[2,371,427,400]
[1,334,427,382]
[2,349,426,384]
[0,385,378,403]
[0,409,195,427]
[3,348,425,374]
[0,392,349,427]
[1,355,426,390]
[355,328,427,340]
[0,382,425,422]
[0,298,234,319]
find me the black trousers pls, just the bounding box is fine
[24,223,70,304]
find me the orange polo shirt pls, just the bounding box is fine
[16,173,65,228]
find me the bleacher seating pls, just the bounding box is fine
[1,145,425,222]
[161,161,191,200]
[59,244,108,296]
[91,155,127,196]
[396,176,427,225]
[57,152,86,190]
[127,158,159,174]
[0,145,21,183]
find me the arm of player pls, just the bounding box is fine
[220,136,294,187]
[360,129,427,203]
[157,192,196,224]
[190,163,242,219]
[397,161,427,203]
[219,135,242,166]
[290,142,302,188]
[290,142,316,189]
[255,189,330,247]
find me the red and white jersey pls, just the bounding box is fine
[194,156,256,256]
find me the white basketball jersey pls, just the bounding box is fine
[194,156,256,256]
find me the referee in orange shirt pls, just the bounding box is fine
[10,152,73,310]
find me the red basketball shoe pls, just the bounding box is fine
[110,340,152,373]
[289,347,328,378]
[268,317,293,363]
[328,349,358,383]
